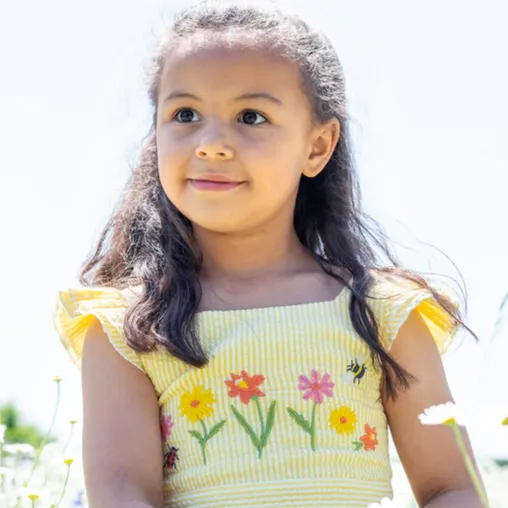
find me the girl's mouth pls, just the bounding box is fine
[189,175,245,191]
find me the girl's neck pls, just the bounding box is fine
[194,222,316,281]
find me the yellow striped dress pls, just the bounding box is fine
[53,272,458,507]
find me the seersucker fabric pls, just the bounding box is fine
[53,272,458,507]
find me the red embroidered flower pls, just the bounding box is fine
[161,415,174,441]
[225,371,265,404]
[359,424,378,451]
[298,370,335,404]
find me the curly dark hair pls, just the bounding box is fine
[80,0,472,399]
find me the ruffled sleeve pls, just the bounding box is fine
[53,286,144,372]
[370,272,461,355]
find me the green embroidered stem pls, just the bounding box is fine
[449,422,489,507]
[199,419,208,465]
[254,397,265,438]
[310,401,317,451]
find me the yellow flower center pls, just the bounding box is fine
[443,418,456,426]
[190,400,201,407]
[369,433,375,440]
[237,379,249,389]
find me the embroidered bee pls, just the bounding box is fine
[164,446,179,471]
[346,359,367,384]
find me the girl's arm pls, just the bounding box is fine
[81,318,163,508]
[384,310,486,508]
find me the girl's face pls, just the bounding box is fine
[156,43,338,234]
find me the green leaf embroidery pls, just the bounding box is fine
[287,407,312,434]
[260,400,277,449]
[353,440,363,451]
[231,404,261,449]
[206,420,227,441]
[188,430,203,445]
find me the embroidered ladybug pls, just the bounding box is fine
[346,359,367,384]
[164,446,179,471]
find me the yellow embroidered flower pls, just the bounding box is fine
[329,406,357,435]
[180,386,216,423]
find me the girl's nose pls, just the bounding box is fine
[195,141,234,160]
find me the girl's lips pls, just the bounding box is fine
[189,179,244,191]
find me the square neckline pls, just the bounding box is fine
[195,282,351,318]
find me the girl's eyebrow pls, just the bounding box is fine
[163,91,284,106]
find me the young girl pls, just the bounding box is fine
[53,1,484,507]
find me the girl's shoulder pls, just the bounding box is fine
[53,285,144,372]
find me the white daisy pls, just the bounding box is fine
[3,443,35,456]
[368,498,395,508]
[418,402,466,426]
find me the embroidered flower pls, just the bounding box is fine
[297,370,335,404]
[288,369,335,452]
[225,371,266,404]
[226,371,276,459]
[181,386,226,465]
[161,415,174,441]
[329,406,357,435]
[359,424,378,451]
[180,386,215,423]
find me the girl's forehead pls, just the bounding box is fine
[158,41,306,104]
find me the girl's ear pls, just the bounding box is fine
[302,119,340,178]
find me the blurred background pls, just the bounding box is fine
[0,0,507,505]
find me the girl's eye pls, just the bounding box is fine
[174,108,200,123]
[239,111,267,125]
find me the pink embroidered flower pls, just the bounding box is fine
[161,415,174,441]
[298,370,335,404]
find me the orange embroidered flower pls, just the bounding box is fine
[359,424,378,451]
[225,371,265,404]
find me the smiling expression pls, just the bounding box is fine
[155,42,330,234]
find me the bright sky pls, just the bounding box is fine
[0,0,507,459]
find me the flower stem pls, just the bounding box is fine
[310,401,317,451]
[199,419,208,465]
[27,380,61,484]
[449,422,489,507]
[254,397,265,438]
[62,422,76,456]
[54,463,71,508]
